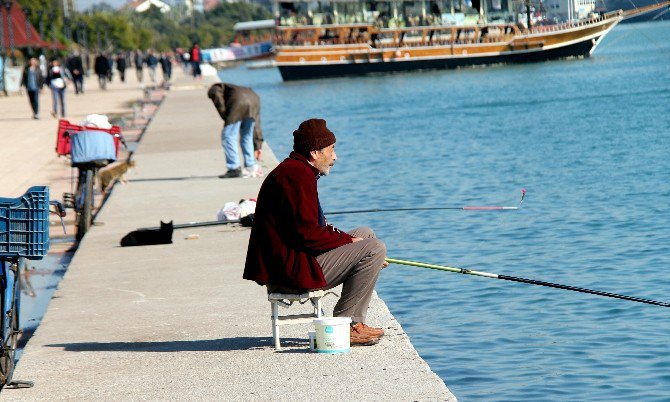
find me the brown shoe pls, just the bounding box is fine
[350,330,380,347]
[351,322,385,338]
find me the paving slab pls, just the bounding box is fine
[3,70,456,401]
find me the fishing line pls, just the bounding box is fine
[651,8,669,20]
[386,258,670,308]
[626,24,668,51]
[325,189,526,215]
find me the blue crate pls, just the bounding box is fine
[0,186,50,260]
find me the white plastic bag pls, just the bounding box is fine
[216,199,256,221]
[217,202,241,221]
[239,199,257,218]
[80,114,112,129]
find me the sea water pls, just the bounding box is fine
[219,21,670,401]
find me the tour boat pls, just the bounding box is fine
[271,0,669,80]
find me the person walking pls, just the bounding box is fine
[46,59,68,118]
[145,50,158,83]
[189,43,202,79]
[159,51,172,85]
[207,82,264,178]
[243,118,388,346]
[116,52,127,82]
[134,50,144,83]
[66,51,85,94]
[21,57,44,119]
[94,53,110,90]
[106,53,114,82]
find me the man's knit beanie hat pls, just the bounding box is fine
[293,118,336,153]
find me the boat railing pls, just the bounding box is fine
[276,24,520,47]
[532,11,619,33]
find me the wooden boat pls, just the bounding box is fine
[272,0,669,81]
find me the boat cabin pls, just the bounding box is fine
[232,19,276,46]
[275,0,520,28]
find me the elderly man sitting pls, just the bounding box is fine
[243,118,387,346]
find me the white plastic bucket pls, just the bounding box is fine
[313,317,352,354]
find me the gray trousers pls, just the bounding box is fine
[316,227,386,323]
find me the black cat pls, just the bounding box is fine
[120,221,173,247]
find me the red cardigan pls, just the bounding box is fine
[243,152,353,290]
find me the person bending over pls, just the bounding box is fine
[243,118,387,346]
[208,82,264,179]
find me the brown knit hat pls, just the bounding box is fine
[293,118,336,153]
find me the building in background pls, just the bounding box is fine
[125,0,172,13]
[543,0,597,22]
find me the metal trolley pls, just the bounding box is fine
[55,120,124,240]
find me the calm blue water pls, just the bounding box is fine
[220,21,670,401]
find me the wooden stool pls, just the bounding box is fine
[268,290,325,350]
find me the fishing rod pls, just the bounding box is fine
[137,219,241,231]
[326,189,526,216]
[386,257,670,308]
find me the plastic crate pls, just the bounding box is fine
[55,119,121,157]
[0,186,50,260]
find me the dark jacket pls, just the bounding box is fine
[146,54,158,68]
[134,52,144,69]
[207,83,264,151]
[243,152,353,290]
[160,55,172,73]
[66,55,84,77]
[21,66,44,90]
[94,55,110,75]
[116,55,126,71]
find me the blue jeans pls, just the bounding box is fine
[51,87,65,117]
[222,119,255,170]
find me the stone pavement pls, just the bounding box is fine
[1,67,456,400]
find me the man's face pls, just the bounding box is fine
[311,144,337,175]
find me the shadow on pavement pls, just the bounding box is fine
[46,337,308,352]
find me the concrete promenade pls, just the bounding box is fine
[2,69,456,400]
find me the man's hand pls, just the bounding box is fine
[254,149,262,161]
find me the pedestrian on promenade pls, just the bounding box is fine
[134,50,144,83]
[146,50,158,83]
[207,82,264,178]
[243,118,388,346]
[180,50,191,73]
[46,59,69,118]
[21,57,44,119]
[159,51,172,85]
[66,51,85,94]
[190,43,202,79]
[106,53,114,82]
[94,53,110,90]
[116,52,127,82]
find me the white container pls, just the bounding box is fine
[313,317,352,354]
